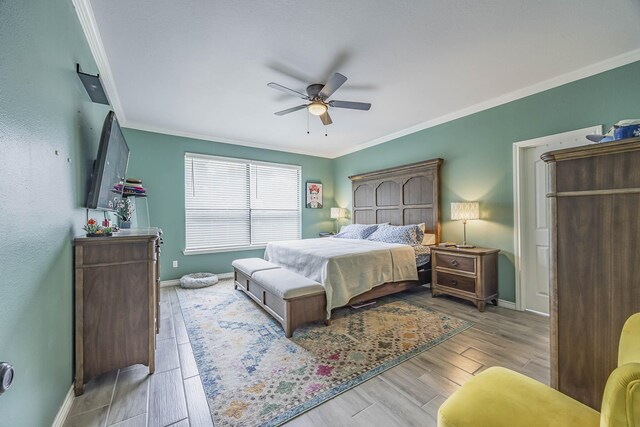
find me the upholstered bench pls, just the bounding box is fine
[232,258,327,337]
[232,258,280,277]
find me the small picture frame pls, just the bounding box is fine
[306,182,323,209]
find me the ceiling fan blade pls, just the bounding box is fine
[319,111,333,126]
[319,73,347,99]
[274,104,308,116]
[267,82,309,99]
[329,100,371,111]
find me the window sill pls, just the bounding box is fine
[183,244,267,255]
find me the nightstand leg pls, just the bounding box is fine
[491,299,498,306]
[477,301,486,312]
[74,380,84,396]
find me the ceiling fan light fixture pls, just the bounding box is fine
[308,102,327,116]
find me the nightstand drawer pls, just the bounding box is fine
[435,252,475,273]
[436,271,476,293]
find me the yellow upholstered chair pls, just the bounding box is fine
[438,313,640,427]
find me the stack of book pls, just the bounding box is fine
[123,178,146,197]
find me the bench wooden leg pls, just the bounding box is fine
[325,319,331,326]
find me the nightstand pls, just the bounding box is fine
[430,246,499,311]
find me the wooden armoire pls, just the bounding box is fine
[542,136,640,410]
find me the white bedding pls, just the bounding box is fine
[264,238,418,318]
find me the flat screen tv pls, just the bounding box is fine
[86,111,130,210]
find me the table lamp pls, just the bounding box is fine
[451,202,479,248]
[330,208,348,233]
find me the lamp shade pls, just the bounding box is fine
[451,202,479,221]
[330,207,348,219]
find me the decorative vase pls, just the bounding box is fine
[120,220,132,229]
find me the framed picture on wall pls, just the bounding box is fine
[306,182,323,209]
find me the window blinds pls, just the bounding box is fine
[185,153,301,251]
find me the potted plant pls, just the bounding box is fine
[115,198,135,228]
[83,218,112,237]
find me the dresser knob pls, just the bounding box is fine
[450,280,458,286]
[451,260,459,266]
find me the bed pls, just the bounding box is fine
[264,158,443,316]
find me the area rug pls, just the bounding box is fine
[176,280,471,427]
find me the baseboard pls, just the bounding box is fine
[160,279,181,288]
[160,272,234,288]
[525,308,550,317]
[51,385,74,427]
[498,299,517,310]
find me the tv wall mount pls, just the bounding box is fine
[76,63,109,105]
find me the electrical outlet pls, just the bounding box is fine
[172,260,178,268]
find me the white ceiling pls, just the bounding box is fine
[83,0,640,158]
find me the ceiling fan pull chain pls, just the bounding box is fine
[325,125,328,137]
[307,111,310,134]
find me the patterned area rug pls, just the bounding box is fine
[177,280,471,426]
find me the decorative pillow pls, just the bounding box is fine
[333,223,379,239]
[366,224,423,246]
[338,222,388,234]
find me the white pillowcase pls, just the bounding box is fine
[417,223,436,245]
[422,233,436,245]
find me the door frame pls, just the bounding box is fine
[512,125,601,311]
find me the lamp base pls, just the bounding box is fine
[456,244,475,249]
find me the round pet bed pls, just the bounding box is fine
[180,272,218,289]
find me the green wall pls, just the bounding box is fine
[333,61,640,302]
[0,0,637,423]
[0,0,110,424]
[123,129,335,280]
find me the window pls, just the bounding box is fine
[184,153,301,253]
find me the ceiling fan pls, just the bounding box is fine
[267,72,371,126]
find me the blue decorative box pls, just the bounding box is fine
[614,124,640,140]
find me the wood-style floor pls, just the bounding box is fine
[62,282,549,427]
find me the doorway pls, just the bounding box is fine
[513,125,601,314]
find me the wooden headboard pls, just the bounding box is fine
[349,158,443,243]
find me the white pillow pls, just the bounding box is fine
[422,233,436,245]
[417,223,436,245]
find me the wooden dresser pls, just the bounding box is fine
[542,136,640,410]
[430,246,499,311]
[74,228,162,395]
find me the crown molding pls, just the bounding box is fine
[72,0,126,121]
[330,48,640,158]
[124,121,331,158]
[69,1,640,160]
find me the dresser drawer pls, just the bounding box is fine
[436,271,476,293]
[82,241,151,266]
[435,252,476,273]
